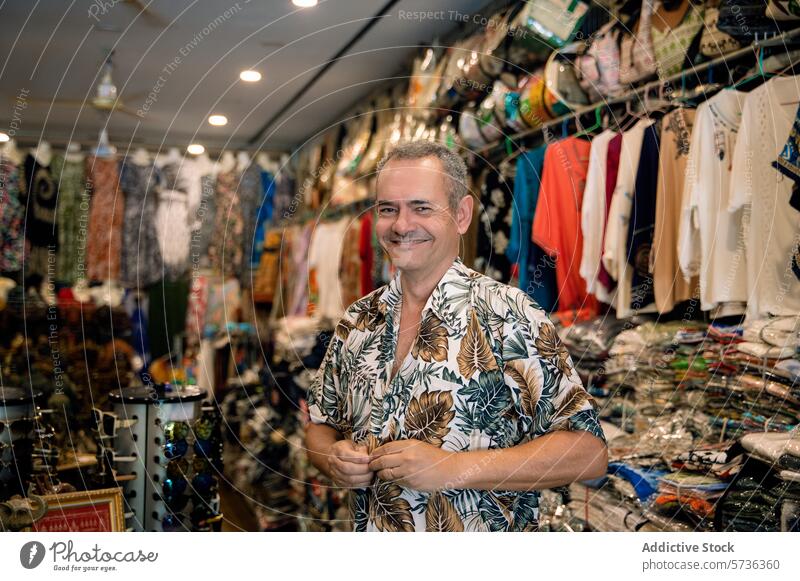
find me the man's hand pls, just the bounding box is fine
[327,439,374,489]
[369,439,457,492]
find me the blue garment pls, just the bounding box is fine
[626,123,660,310]
[607,462,668,502]
[252,171,275,266]
[505,147,558,312]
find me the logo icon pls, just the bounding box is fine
[20,541,46,569]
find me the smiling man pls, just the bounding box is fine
[305,141,607,532]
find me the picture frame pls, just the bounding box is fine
[30,487,125,532]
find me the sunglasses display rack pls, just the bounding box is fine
[107,384,223,532]
[0,387,43,503]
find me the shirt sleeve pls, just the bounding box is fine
[306,318,352,432]
[502,301,606,444]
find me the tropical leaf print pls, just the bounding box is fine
[505,359,541,420]
[335,318,355,341]
[478,491,514,532]
[552,385,590,423]
[404,390,455,447]
[457,310,499,378]
[355,292,385,331]
[411,314,449,363]
[462,370,510,436]
[425,492,464,531]
[370,481,415,532]
[534,323,573,376]
[350,490,369,532]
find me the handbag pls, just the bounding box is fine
[718,0,782,41]
[577,20,623,99]
[700,5,742,57]
[618,0,657,86]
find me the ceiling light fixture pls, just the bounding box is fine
[0,132,9,143]
[292,0,318,7]
[208,114,228,126]
[240,70,262,82]
[187,143,205,155]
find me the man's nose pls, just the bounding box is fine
[391,207,414,235]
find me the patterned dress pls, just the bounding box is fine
[86,156,124,281]
[209,170,244,278]
[21,154,59,278]
[52,156,89,283]
[119,159,162,287]
[308,257,605,531]
[0,155,24,272]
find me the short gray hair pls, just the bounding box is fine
[376,141,468,210]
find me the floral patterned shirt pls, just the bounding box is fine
[308,257,605,531]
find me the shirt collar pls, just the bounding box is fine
[378,257,475,334]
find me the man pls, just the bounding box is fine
[305,141,607,531]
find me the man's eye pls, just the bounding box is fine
[378,207,396,215]
[415,206,431,213]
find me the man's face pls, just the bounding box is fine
[375,156,471,277]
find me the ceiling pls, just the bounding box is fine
[0,0,491,154]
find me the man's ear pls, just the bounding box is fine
[455,194,474,235]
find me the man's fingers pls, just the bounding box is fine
[368,453,403,472]
[337,452,371,464]
[371,440,406,458]
[332,457,373,476]
[378,467,404,481]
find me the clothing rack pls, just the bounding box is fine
[480,26,800,159]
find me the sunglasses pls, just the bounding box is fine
[93,408,138,439]
[99,447,138,465]
[161,457,217,502]
[157,420,220,460]
[0,418,35,439]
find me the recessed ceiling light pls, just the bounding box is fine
[292,0,317,7]
[187,143,205,155]
[240,70,262,82]
[0,132,9,143]
[208,114,228,126]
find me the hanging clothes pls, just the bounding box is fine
[580,130,618,305]
[118,159,162,287]
[626,122,660,312]
[285,222,312,317]
[209,170,244,278]
[506,146,558,312]
[652,108,697,313]
[307,217,348,321]
[239,163,263,272]
[679,89,748,313]
[603,119,655,318]
[0,154,24,273]
[190,172,217,271]
[148,277,189,361]
[729,76,800,318]
[52,155,89,284]
[475,168,513,283]
[251,170,275,267]
[339,217,363,307]
[359,211,375,297]
[21,153,59,278]
[598,132,623,294]
[85,156,124,281]
[155,161,193,281]
[532,136,596,315]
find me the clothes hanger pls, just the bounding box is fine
[575,106,603,138]
[733,45,771,89]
